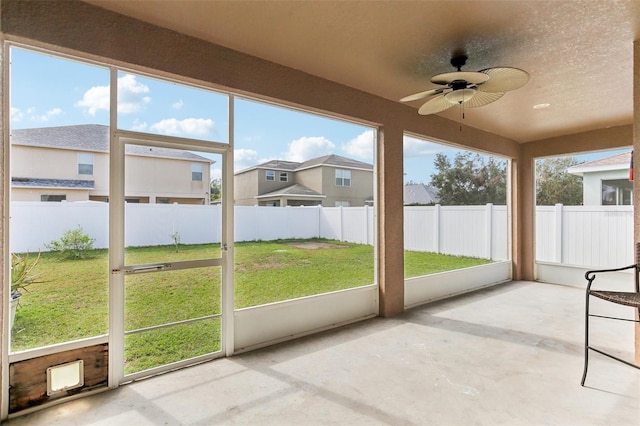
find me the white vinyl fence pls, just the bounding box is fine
[536,204,634,268]
[9,202,633,268]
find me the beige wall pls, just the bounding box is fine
[12,187,89,202]
[125,154,210,204]
[11,145,102,183]
[255,169,294,197]
[10,145,210,203]
[234,169,260,206]
[321,167,372,207]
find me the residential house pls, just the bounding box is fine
[235,154,373,207]
[11,124,213,204]
[403,184,439,205]
[568,152,633,205]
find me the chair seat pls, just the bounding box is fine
[590,290,640,307]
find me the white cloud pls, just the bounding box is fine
[172,99,184,109]
[76,74,150,115]
[343,130,374,161]
[284,136,335,162]
[11,106,63,123]
[149,118,214,137]
[76,84,109,115]
[131,119,148,132]
[11,107,23,122]
[41,108,62,121]
[210,167,222,181]
[403,136,446,158]
[234,148,260,172]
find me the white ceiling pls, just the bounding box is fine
[87,0,640,144]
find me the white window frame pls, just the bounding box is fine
[266,170,275,181]
[191,163,204,182]
[335,169,351,187]
[40,194,66,202]
[279,172,288,182]
[78,153,94,176]
[335,201,350,207]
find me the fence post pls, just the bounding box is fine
[317,205,322,239]
[364,205,369,245]
[339,205,344,242]
[434,204,441,254]
[554,203,563,263]
[485,203,493,260]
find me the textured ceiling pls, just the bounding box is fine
[86,0,640,144]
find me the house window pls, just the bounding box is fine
[335,169,351,187]
[266,170,275,181]
[279,172,288,182]
[78,153,94,175]
[191,163,203,181]
[41,194,66,202]
[157,198,170,204]
[335,201,350,207]
[601,179,633,205]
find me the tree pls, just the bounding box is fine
[535,157,583,205]
[430,152,507,205]
[210,178,221,202]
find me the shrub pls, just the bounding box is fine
[45,226,95,259]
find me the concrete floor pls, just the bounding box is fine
[7,281,640,425]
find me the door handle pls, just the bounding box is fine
[112,263,172,274]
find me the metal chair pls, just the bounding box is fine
[581,243,640,386]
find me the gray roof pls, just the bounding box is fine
[238,154,373,174]
[297,154,373,171]
[11,125,212,163]
[404,184,439,205]
[253,160,301,171]
[12,177,95,189]
[257,184,325,199]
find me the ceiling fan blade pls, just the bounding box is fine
[418,95,455,115]
[431,71,489,85]
[400,88,444,102]
[465,91,504,108]
[477,67,529,92]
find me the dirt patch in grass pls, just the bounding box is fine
[288,242,346,250]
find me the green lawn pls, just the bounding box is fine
[11,239,491,372]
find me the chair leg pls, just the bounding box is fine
[581,293,590,386]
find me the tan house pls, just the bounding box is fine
[235,154,373,207]
[11,124,213,204]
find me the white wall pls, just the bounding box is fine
[582,169,629,205]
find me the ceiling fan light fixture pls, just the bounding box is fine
[445,88,476,104]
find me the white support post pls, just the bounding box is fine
[485,203,493,260]
[554,203,563,263]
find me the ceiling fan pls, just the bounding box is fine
[400,55,529,115]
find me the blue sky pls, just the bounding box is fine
[9,47,629,184]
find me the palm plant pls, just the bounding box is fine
[11,252,45,300]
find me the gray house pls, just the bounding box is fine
[403,184,439,205]
[235,154,373,207]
